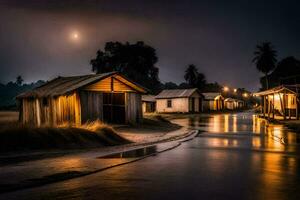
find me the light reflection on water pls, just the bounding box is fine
[50,113,300,199]
[174,112,300,152]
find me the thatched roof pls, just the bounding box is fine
[17,72,146,98]
[202,93,224,100]
[155,88,202,99]
[142,95,156,102]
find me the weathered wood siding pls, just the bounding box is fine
[21,98,40,126]
[126,93,142,124]
[20,74,144,126]
[84,75,136,92]
[55,92,81,126]
[79,91,103,123]
[20,92,81,126]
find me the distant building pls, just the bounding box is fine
[254,85,299,120]
[202,93,224,111]
[155,88,204,113]
[17,72,147,126]
[142,95,156,113]
[224,98,244,110]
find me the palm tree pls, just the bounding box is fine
[253,42,277,89]
[196,73,207,91]
[184,64,198,87]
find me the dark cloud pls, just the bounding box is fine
[0,0,299,91]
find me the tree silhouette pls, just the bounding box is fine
[261,56,300,87]
[16,75,23,86]
[184,64,206,90]
[184,64,198,87]
[196,72,206,91]
[253,42,277,89]
[90,41,160,93]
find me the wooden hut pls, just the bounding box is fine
[224,98,245,110]
[17,72,147,126]
[254,85,299,120]
[224,98,236,110]
[202,93,224,111]
[155,88,204,113]
[142,95,156,113]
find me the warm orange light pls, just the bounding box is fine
[223,86,229,92]
[243,93,249,98]
[70,31,80,41]
[233,88,237,93]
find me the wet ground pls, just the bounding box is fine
[2,112,300,200]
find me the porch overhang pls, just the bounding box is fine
[253,85,297,96]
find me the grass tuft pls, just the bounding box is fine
[0,121,131,153]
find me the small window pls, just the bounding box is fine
[167,99,172,108]
[42,98,49,106]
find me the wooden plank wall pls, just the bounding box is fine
[20,92,81,126]
[126,93,142,124]
[20,74,144,126]
[79,91,103,123]
[84,76,136,92]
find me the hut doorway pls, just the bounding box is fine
[190,98,195,112]
[103,92,125,124]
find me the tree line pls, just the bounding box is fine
[90,41,223,94]
[253,42,300,90]
[0,77,44,109]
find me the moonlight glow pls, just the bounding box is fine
[70,31,80,41]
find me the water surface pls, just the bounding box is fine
[2,112,300,200]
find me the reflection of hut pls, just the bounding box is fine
[142,95,156,113]
[17,72,147,126]
[224,98,245,110]
[254,85,299,120]
[155,88,204,113]
[202,93,224,111]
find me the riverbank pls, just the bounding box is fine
[0,122,194,194]
[0,111,185,163]
[0,121,131,153]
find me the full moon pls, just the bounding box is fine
[70,31,79,41]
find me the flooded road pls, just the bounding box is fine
[2,112,300,200]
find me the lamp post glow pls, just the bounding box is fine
[223,86,229,92]
[243,93,249,98]
[233,88,237,93]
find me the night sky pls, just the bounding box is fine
[0,0,299,91]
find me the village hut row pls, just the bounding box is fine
[142,89,245,113]
[17,72,246,126]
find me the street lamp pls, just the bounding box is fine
[223,86,229,92]
[243,93,249,98]
[233,88,237,93]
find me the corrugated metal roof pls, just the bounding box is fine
[253,85,299,96]
[17,72,146,98]
[142,95,156,102]
[225,98,243,102]
[155,88,201,99]
[202,93,223,100]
